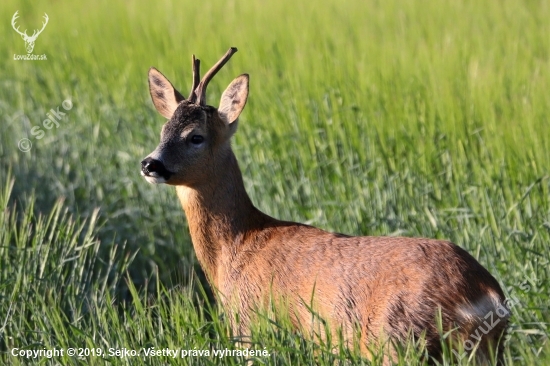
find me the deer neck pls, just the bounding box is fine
[175,148,264,288]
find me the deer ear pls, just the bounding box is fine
[148,68,185,119]
[219,74,249,125]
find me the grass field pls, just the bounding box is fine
[1,0,549,364]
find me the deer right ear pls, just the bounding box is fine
[219,74,249,125]
[148,68,185,119]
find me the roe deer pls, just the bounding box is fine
[141,47,508,364]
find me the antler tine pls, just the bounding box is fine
[33,13,49,37]
[188,55,201,103]
[195,47,238,106]
[11,11,27,37]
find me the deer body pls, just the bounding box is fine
[141,48,508,363]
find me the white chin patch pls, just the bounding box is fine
[141,171,167,184]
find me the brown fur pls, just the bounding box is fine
[141,49,508,364]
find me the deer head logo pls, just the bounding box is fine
[11,11,49,54]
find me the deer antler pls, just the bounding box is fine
[188,55,201,103]
[11,11,28,37]
[30,13,49,40]
[189,47,238,106]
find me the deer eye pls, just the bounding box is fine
[190,135,204,144]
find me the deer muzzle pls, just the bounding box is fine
[141,157,173,184]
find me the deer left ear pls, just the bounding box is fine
[219,74,249,125]
[148,68,185,119]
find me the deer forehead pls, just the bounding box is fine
[170,102,205,123]
[163,103,223,136]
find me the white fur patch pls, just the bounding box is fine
[141,171,167,184]
[456,290,504,322]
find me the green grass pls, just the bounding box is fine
[1,0,549,364]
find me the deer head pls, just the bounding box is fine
[141,47,249,187]
[11,11,49,54]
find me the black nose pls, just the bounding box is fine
[141,157,172,179]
